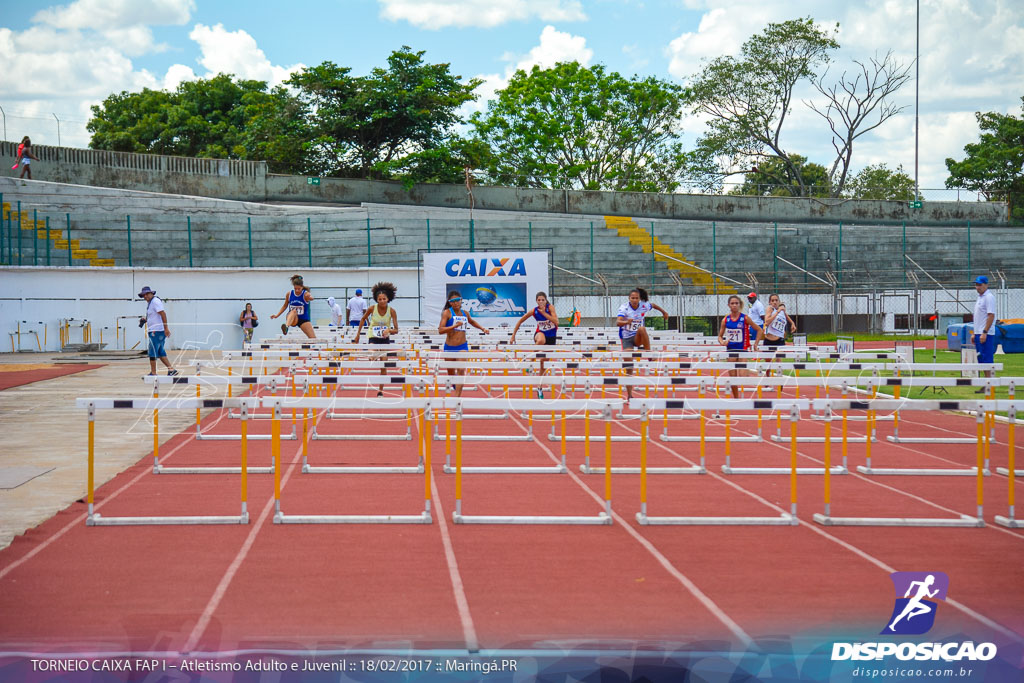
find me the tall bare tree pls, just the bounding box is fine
[808,50,912,197]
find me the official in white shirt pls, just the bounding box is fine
[326,297,345,326]
[972,275,997,382]
[138,286,178,377]
[346,290,368,326]
[747,292,766,339]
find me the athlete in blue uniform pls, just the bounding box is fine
[510,292,558,345]
[438,290,490,397]
[271,274,316,339]
[717,294,763,398]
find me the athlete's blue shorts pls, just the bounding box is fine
[975,332,997,364]
[443,343,469,351]
[349,320,359,327]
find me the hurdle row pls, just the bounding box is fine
[151,371,1014,449]
[77,395,1020,528]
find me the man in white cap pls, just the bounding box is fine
[138,286,178,376]
[326,296,345,326]
[971,275,997,387]
[346,289,367,327]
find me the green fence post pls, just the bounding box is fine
[589,221,594,286]
[307,217,312,268]
[469,219,475,252]
[17,200,22,266]
[966,221,971,279]
[902,221,907,284]
[803,247,807,285]
[528,222,532,249]
[837,221,843,288]
[127,215,133,266]
[45,216,50,265]
[33,208,38,265]
[650,221,656,291]
[0,191,4,264]
[366,217,372,267]
[426,218,430,252]
[187,216,193,267]
[66,214,72,266]
[247,217,253,267]
[712,221,717,295]
[773,222,778,290]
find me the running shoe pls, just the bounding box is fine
[377,390,384,397]
[167,369,179,376]
[281,323,288,335]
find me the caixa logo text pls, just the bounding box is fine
[445,258,527,277]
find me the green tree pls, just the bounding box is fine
[945,98,1024,221]
[689,17,839,196]
[728,154,830,197]
[287,47,481,181]
[470,61,689,191]
[87,74,307,171]
[845,163,915,200]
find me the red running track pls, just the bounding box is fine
[0,383,1021,656]
[0,364,104,391]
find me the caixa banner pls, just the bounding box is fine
[422,252,549,323]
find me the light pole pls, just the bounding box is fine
[52,113,61,148]
[914,0,919,201]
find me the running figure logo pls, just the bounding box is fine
[882,571,949,635]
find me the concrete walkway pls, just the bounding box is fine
[0,351,227,550]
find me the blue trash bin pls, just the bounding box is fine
[946,323,966,351]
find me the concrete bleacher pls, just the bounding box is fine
[2,177,1019,293]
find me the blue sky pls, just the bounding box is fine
[1,0,1022,189]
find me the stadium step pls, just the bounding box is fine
[603,216,736,294]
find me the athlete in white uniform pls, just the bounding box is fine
[762,294,797,346]
[616,287,669,351]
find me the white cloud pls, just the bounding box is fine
[0,2,298,149]
[665,0,1024,187]
[378,0,586,30]
[467,25,593,114]
[188,23,303,87]
[33,0,194,31]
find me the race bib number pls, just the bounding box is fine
[371,326,388,337]
[452,315,468,330]
[289,303,305,312]
[768,316,787,336]
[538,320,556,332]
[725,328,743,343]
[627,319,642,332]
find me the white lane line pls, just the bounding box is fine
[488,391,754,648]
[618,414,1023,642]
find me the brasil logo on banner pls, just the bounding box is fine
[446,282,527,317]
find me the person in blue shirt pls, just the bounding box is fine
[717,294,764,398]
[270,274,316,339]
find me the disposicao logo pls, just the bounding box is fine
[445,258,527,277]
[830,571,998,663]
[881,571,948,635]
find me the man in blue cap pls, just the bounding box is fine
[346,289,367,326]
[972,275,996,386]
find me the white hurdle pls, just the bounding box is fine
[262,396,433,524]
[77,398,253,525]
[629,398,808,524]
[995,406,1021,528]
[439,397,621,524]
[810,398,1002,528]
